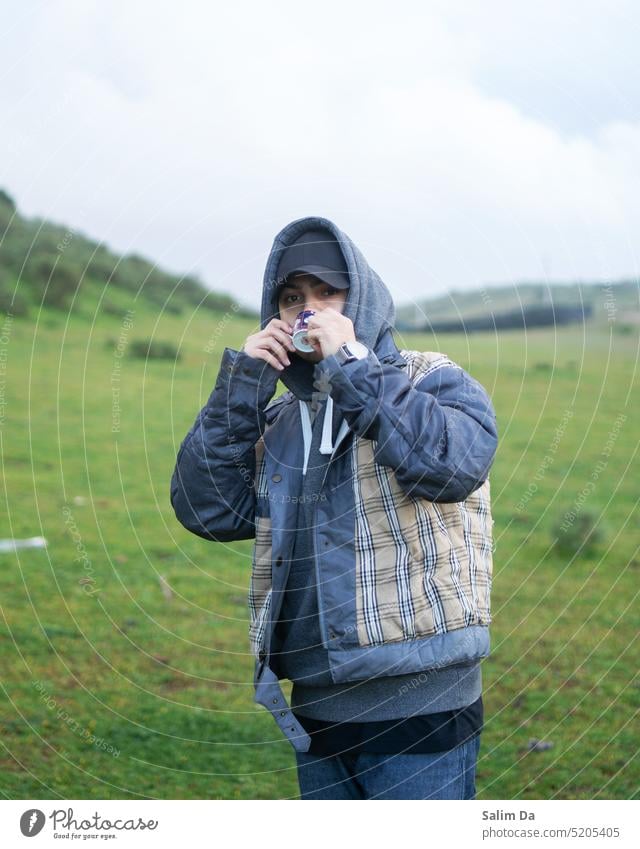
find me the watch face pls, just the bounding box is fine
[347,341,368,359]
[337,341,367,363]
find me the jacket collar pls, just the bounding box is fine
[373,328,407,367]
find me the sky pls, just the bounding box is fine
[1,0,639,312]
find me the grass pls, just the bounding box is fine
[0,297,638,799]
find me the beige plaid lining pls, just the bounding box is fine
[354,437,492,647]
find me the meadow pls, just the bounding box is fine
[0,299,637,799]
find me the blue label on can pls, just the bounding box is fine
[292,309,316,352]
[293,309,315,330]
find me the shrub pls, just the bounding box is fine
[0,288,29,317]
[101,300,128,317]
[42,263,80,309]
[0,272,29,316]
[551,508,603,557]
[129,338,180,361]
[23,255,81,310]
[163,300,184,315]
[613,323,635,335]
[0,188,16,211]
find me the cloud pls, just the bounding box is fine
[1,0,638,309]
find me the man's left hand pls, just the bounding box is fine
[305,309,356,359]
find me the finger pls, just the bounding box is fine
[253,348,286,371]
[264,327,295,351]
[308,308,341,326]
[250,330,291,357]
[306,314,328,329]
[304,330,323,351]
[268,327,296,351]
[261,322,295,351]
[257,338,291,367]
[267,338,292,366]
[269,318,294,333]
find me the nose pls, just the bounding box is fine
[304,292,324,312]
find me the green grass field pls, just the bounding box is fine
[0,300,638,800]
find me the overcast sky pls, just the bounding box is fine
[1,0,639,311]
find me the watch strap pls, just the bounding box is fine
[336,341,368,365]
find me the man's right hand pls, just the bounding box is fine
[242,319,295,372]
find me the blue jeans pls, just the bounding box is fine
[295,734,481,800]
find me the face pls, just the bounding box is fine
[277,273,348,362]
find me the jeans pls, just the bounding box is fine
[295,733,481,800]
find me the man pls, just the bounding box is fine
[170,218,498,799]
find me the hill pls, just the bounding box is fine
[396,279,639,333]
[0,188,255,321]
[2,187,637,336]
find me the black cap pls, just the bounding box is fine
[276,230,350,290]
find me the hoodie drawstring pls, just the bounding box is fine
[299,401,313,476]
[319,395,334,454]
[298,398,350,475]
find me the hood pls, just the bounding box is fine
[260,216,396,402]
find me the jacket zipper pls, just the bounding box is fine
[311,499,331,648]
[312,414,358,650]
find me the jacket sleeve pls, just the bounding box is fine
[170,347,280,541]
[319,349,498,502]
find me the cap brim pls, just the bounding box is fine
[283,266,350,289]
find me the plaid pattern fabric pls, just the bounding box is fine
[352,439,493,647]
[248,438,272,657]
[353,350,493,647]
[247,350,494,658]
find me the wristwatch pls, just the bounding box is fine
[334,340,369,366]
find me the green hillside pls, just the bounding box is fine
[396,278,639,331]
[0,188,255,322]
[3,187,637,336]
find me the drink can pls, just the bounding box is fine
[292,309,316,352]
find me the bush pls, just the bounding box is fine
[129,338,181,361]
[163,300,184,315]
[87,254,120,285]
[0,272,29,316]
[101,300,128,317]
[22,254,81,310]
[0,188,16,211]
[42,263,80,309]
[551,509,603,557]
[613,323,636,335]
[0,288,29,317]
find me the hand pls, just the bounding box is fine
[242,319,295,371]
[305,308,356,359]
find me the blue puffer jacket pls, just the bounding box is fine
[170,216,499,751]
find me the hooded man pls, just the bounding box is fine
[170,217,498,800]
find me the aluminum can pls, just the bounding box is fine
[291,309,316,352]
